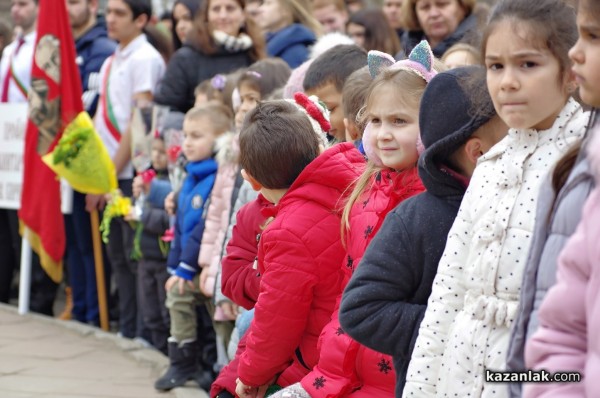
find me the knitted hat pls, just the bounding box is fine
[285,92,331,147]
[420,66,496,164]
[283,60,313,99]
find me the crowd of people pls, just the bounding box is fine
[1,0,599,397]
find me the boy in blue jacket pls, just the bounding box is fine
[155,102,234,392]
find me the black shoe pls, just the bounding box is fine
[154,340,204,391]
[194,369,215,391]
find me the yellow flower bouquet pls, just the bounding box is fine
[42,112,117,195]
[99,191,132,243]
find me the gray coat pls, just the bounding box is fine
[507,144,594,397]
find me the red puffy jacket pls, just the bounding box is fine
[237,143,365,388]
[211,195,270,398]
[302,167,424,397]
[221,194,272,310]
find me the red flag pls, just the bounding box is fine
[18,0,83,283]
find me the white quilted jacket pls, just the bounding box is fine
[403,98,588,398]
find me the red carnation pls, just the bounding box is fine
[140,169,157,184]
[167,145,181,163]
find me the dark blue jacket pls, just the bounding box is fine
[75,19,116,117]
[266,23,315,68]
[400,12,477,58]
[339,124,467,397]
[167,158,218,280]
[140,175,171,260]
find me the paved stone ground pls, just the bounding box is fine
[0,304,209,398]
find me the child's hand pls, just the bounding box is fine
[219,300,239,320]
[132,175,146,199]
[235,378,273,398]
[165,192,176,216]
[236,379,258,398]
[165,275,195,295]
[124,207,139,222]
[199,266,213,297]
[103,189,121,203]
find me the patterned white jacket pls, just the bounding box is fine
[402,98,588,398]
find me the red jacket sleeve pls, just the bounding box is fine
[221,197,267,309]
[210,334,248,397]
[237,228,320,387]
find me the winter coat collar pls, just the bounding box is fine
[75,21,110,50]
[480,97,583,164]
[402,13,477,58]
[181,158,219,194]
[266,23,316,56]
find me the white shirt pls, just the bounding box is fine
[0,31,36,103]
[94,34,165,179]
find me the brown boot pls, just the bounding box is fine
[57,287,73,320]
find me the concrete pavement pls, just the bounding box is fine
[0,303,209,398]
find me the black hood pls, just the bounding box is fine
[418,66,495,197]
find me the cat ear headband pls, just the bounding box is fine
[367,40,437,82]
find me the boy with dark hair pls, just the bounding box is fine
[233,100,364,398]
[341,65,371,142]
[89,0,165,338]
[303,44,367,143]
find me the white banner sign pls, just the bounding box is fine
[0,103,72,213]
[0,103,28,210]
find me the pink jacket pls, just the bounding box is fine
[198,132,238,298]
[524,132,600,397]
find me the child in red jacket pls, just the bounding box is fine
[210,194,270,398]
[274,40,438,398]
[233,99,364,398]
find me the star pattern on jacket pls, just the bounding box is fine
[313,376,326,389]
[378,358,392,374]
[346,255,354,270]
[364,225,374,239]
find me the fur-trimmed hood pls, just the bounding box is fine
[214,131,239,167]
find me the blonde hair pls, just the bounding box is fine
[281,0,324,36]
[185,101,234,135]
[441,42,481,65]
[341,60,446,240]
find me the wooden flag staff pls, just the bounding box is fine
[90,209,109,331]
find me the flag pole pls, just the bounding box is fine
[17,237,32,315]
[90,210,109,331]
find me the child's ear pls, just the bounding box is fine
[343,118,360,142]
[464,137,484,165]
[564,68,578,94]
[241,169,263,192]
